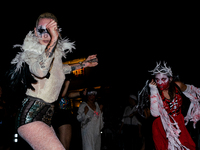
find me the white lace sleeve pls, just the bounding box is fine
[28,52,54,78]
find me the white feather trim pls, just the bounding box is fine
[11,31,75,72]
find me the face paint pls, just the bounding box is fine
[155,73,170,91]
[37,25,50,38]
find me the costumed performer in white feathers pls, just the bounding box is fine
[7,12,98,150]
[149,62,200,150]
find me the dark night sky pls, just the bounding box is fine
[0,2,199,97]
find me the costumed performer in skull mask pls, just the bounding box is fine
[149,62,198,150]
[7,12,98,150]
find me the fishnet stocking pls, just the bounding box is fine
[18,121,65,150]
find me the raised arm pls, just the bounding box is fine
[30,20,59,78]
[68,89,87,98]
[61,80,70,97]
[175,81,187,92]
[149,79,160,117]
[44,20,58,58]
[63,54,98,74]
[180,83,200,128]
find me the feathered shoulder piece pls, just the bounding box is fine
[11,31,46,72]
[6,31,75,92]
[11,31,75,72]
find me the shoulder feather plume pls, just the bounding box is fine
[6,30,75,92]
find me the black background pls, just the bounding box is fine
[0,2,199,97]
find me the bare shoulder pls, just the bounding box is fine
[175,81,187,92]
[175,81,182,87]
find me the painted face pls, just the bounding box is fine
[35,18,52,46]
[36,25,50,38]
[155,73,170,91]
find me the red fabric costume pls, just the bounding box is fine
[152,87,196,150]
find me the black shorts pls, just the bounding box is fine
[52,109,72,130]
[16,96,54,129]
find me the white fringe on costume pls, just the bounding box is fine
[183,85,200,129]
[150,84,189,150]
[150,83,200,149]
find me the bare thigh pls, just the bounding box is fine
[18,121,65,150]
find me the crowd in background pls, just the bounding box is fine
[1,79,200,150]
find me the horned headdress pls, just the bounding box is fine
[149,61,173,77]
